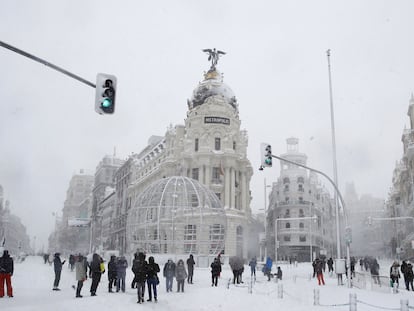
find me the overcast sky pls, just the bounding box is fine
[1,0,413,251]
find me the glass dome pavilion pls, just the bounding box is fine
[126,176,227,256]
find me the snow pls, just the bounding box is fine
[2,256,414,310]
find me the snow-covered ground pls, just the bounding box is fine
[2,256,414,310]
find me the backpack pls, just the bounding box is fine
[391,266,399,277]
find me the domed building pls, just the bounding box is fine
[126,176,226,255]
[123,53,254,259]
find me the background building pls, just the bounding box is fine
[266,138,335,262]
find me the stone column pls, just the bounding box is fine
[224,167,230,209]
[241,172,247,212]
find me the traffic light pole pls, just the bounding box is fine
[0,40,96,88]
[270,154,352,288]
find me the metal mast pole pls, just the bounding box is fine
[327,49,341,261]
[264,178,268,259]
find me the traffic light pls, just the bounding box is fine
[95,73,117,114]
[345,227,352,244]
[261,143,273,167]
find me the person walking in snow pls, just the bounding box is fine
[69,254,75,272]
[163,259,176,292]
[175,259,187,292]
[263,256,273,281]
[0,249,14,298]
[107,255,117,293]
[315,258,325,285]
[390,261,401,288]
[132,252,148,303]
[186,254,195,284]
[89,253,103,296]
[52,252,66,291]
[249,257,257,280]
[211,257,222,287]
[276,266,283,281]
[146,256,160,302]
[404,262,414,291]
[74,254,88,298]
[327,257,334,274]
[116,255,128,292]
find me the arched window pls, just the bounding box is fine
[299,209,304,217]
[299,222,304,229]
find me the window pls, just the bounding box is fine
[215,137,221,150]
[233,141,236,150]
[184,225,197,253]
[283,177,290,184]
[215,193,221,201]
[284,185,289,192]
[297,177,304,183]
[299,209,304,217]
[191,194,198,207]
[299,235,306,242]
[285,223,290,229]
[284,235,291,242]
[285,209,290,217]
[195,138,199,152]
[298,184,304,192]
[192,168,199,181]
[299,197,303,203]
[299,222,304,229]
[212,167,220,182]
[209,224,225,254]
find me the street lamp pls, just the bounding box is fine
[263,178,272,259]
[275,215,317,264]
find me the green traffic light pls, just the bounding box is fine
[265,158,272,165]
[102,98,112,108]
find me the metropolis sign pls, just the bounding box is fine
[204,116,230,125]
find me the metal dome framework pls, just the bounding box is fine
[127,176,227,256]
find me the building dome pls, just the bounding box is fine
[189,69,237,110]
[126,176,227,255]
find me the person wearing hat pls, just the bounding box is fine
[0,249,14,297]
[53,253,66,291]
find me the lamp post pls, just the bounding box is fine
[275,215,317,264]
[263,178,272,259]
[270,153,352,288]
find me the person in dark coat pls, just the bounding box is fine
[186,254,195,284]
[315,258,325,285]
[175,259,187,292]
[116,255,128,292]
[132,252,147,303]
[74,254,88,298]
[107,255,117,292]
[163,258,176,292]
[89,253,103,296]
[370,259,381,285]
[53,253,66,290]
[327,257,334,274]
[210,257,222,287]
[276,266,283,280]
[229,256,244,284]
[404,262,414,291]
[146,256,160,302]
[69,254,75,272]
[0,250,14,297]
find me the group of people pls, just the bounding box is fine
[389,260,414,291]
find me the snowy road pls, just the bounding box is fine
[1,256,414,310]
